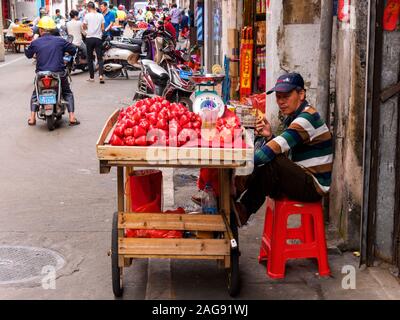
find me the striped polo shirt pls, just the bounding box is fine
[254,101,333,194]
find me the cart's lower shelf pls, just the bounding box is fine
[119,238,230,258]
[119,212,227,231]
[117,212,231,259]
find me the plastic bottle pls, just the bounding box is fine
[201,183,218,215]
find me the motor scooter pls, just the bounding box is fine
[134,56,195,110]
[102,36,142,79]
[34,71,68,131]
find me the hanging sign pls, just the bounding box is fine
[240,27,253,99]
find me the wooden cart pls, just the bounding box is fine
[97,110,254,297]
[12,26,33,53]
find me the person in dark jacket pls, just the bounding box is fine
[25,16,80,126]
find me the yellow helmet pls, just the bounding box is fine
[37,16,56,30]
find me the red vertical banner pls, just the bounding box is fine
[240,27,253,99]
[338,0,351,22]
[383,0,400,31]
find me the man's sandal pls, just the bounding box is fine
[69,119,80,126]
[28,119,36,126]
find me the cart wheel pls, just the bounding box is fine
[112,212,124,297]
[226,211,241,297]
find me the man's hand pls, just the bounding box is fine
[255,117,273,140]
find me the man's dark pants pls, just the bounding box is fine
[240,154,322,216]
[31,74,74,113]
[86,37,104,79]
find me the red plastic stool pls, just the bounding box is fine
[258,197,330,279]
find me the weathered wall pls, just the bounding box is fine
[266,0,368,250]
[0,0,4,63]
[374,30,400,261]
[266,0,321,130]
[265,0,283,129]
[329,0,368,250]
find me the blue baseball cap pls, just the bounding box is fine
[267,73,305,95]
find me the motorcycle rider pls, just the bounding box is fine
[116,5,127,27]
[67,10,87,57]
[66,10,87,59]
[25,16,80,126]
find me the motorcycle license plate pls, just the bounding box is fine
[39,94,57,105]
[179,70,192,80]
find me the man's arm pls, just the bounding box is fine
[105,15,115,31]
[101,15,105,32]
[82,15,88,30]
[24,41,36,59]
[80,22,87,36]
[63,39,78,56]
[254,115,311,166]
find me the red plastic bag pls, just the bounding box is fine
[129,170,162,212]
[134,194,162,213]
[126,229,183,238]
[198,168,220,196]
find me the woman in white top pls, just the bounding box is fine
[5,19,19,42]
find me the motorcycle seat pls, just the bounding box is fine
[110,41,141,53]
[36,71,61,78]
[129,38,143,46]
[142,59,169,80]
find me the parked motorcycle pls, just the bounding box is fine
[102,36,142,79]
[63,35,89,74]
[134,57,195,111]
[134,27,195,110]
[34,71,68,131]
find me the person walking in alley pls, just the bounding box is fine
[78,4,87,22]
[52,9,64,25]
[231,73,333,227]
[83,1,105,83]
[100,2,116,38]
[170,3,182,38]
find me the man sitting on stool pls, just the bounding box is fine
[232,73,333,227]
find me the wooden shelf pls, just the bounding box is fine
[119,238,230,256]
[118,212,227,232]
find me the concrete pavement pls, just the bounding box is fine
[0,52,400,300]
